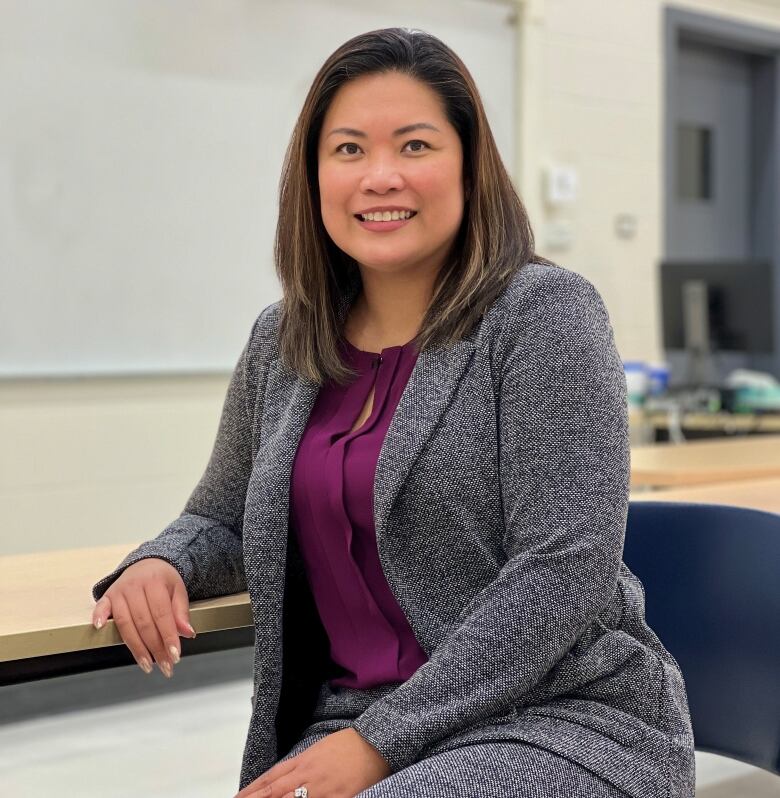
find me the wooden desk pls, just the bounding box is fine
[0,543,252,685]
[630,477,780,515]
[630,434,780,488]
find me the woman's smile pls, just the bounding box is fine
[355,211,418,233]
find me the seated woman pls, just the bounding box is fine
[92,26,695,798]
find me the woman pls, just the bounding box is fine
[91,28,695,798]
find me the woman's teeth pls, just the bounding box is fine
[358,210,416,222]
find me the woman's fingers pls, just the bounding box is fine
[126,584,171,676]
[92,595,110,629]
[110,591,158,675]
[170,578,196,640]
[144,579,183,668]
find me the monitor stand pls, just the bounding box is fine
[682,279,719,389]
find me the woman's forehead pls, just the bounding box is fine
[320,74,449,137]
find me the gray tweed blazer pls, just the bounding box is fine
[92,261,695,797]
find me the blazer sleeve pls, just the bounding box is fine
[91,304,277,604]
[350,268,630,773]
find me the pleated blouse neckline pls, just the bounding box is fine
[340,334,419,360]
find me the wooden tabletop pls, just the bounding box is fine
[0,543,251,663]
[630,476,780,515]
[630,434,780,488]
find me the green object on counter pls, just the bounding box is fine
[732,385,780,413]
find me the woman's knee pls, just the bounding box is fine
[355,742,628,798]
[355,745,488,798]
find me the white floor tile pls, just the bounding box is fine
[0,680,253,797]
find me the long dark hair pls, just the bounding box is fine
[274,27,552,385]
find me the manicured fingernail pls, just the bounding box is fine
[139,658,153,674]
[160,661,173,678]
[169,645,180,664]
[187,623,196,638]
[94,617,103,630]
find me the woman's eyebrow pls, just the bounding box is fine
[326,122,441,138]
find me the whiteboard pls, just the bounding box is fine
[0,0,518,377]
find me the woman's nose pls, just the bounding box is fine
[359,156,405,193]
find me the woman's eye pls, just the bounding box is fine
[335,140,429,155]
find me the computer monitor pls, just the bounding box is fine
[659,260,776,387]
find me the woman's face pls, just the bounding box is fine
[317,71,466,281]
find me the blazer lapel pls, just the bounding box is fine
[244,359,320,593]
[372,337,477,542]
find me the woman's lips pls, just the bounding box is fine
[354,213,417,232]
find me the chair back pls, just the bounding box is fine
[624,500,780,774]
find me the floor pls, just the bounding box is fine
[1,650,778,797]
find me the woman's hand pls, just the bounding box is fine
[91,558,196,678]
[234,727,391,798]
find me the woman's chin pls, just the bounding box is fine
[354,258,420,275]
[347,248,424,271]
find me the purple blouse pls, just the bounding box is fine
[289,334,430,689]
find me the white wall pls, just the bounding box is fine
[1,0,516,378]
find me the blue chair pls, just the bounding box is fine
[624,500,780,776]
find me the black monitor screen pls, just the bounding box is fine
[660,260,774,353]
